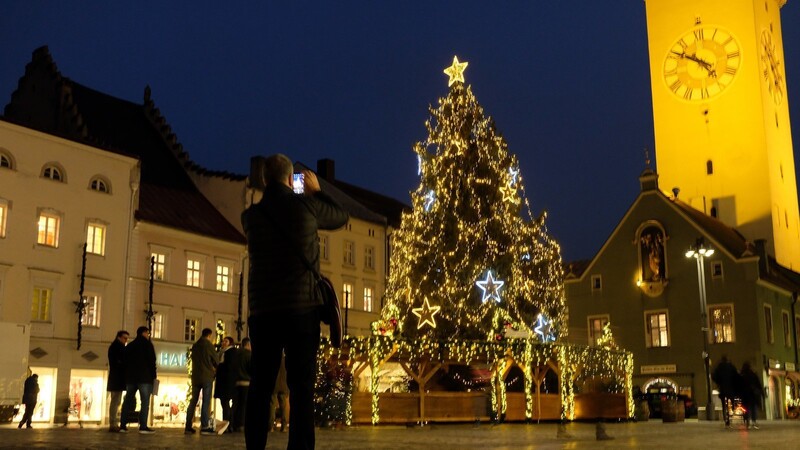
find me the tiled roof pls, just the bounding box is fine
[669,197,754,258]
[330,179,410,228]
[295,162,388,225]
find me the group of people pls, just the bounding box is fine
[712,356,765,429]
[107,327,158,433]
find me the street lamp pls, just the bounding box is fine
[685,238,715,421]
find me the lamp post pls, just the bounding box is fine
[685,238,715,421]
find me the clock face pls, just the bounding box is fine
[760,29,784,105]
[663,26,741,101]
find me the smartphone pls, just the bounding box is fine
[292,173,305,194]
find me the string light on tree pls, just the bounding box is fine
[412,297,441,329]
[475,271,505,303]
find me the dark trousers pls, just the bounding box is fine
[218,396,232,422]
[19,400,36,427]
[232,385,249,431]
[246,310,320,450]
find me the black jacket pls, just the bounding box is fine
[234,348,251,385]
[242,183,348,316]
[22,375,39,404]
[123,335,157,385]
[107,338,126,391]
[214,346,238,399]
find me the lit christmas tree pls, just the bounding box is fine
[379,57,566,342]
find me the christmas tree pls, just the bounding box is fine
[379,57,566,342]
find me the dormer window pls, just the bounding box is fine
[89,177,110,193]
[41,164,64,182]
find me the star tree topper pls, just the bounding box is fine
[475,270,505,303]
[443,56,468,86]
[412,298,441,329]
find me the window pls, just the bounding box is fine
[0,149,13,169]
[216,264,232,292]
[37,212,60,247]
[151,313,164,340]
[344,241,355,266]
[185,316,201,342]
[81,295,100,327]
[591,275,602,291]
[31,287,52,322]
[187,259,202,288]
[796,316,800,351]
[41,164,64,182]
[709,305,735,343]
[86,222,106,255]
[342,282,353,308]
[706,160,714,175]
[588,315,609,345]
[783,311,791,347]
[711,261,723,278]
[364,287,373,312]
[365,246,375,270]
[89,177,109,193]
[151,253,166,281]
[0,201,7,238]
[319,235,329,261]
[645,311,669,348]
[765,304,774,344]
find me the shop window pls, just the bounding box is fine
[37,211,61,247]
[364,287,373,312]
[31,287,52,322]
[86,222,106,255]
[69,370,105,421]
[13,367,55,423]
[342,282,353,308]
[765,304,774,344]
[645,310,669,348]
[709,304,735,343]
[588,315,609,345]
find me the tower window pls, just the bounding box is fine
[706,160,713,175]
[710,206,718,218]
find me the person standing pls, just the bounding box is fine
[185,328,219,435]
[242,154,348,450]
[268,353,289,432]
[711,355,739,428]
[231,337,252,433]
[740,362,764,429]
[120,326,157,434]
[107,330,129,432]
[18,373,39,429]
[215,336,238,431]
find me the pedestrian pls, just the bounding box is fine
[740,362,764,429]
[215,336,238,432]
[242,154,348,450]
[18,373,39,429]
[120,326,157,434]
[185,327,220,435]
[711,355,739,428]
[231,337,252,433]
[269,353,289,432]
[107,330,129,432]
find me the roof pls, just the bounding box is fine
[330,179,410,228]
[3,46,245,244]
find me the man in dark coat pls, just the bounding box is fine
[231,337,251,433]
[185,327,219,435]
[120,326,157,433]
[711,355,739,427]
[107,330,129,432]
[214,336,238,431]
[740,362,764,429]
[242,154,348,450]
[18,373,39,429]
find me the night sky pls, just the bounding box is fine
[1,2,799,262]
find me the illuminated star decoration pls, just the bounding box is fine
[424,190,436,211]
[508,167,519,186]
[417,154,423,175]
[534,313,555,342]
[475,270,505,303]
[499,184,518,204]
[443,56,468,87]
[412,297,441,329]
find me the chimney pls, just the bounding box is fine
[639,169,659,192]
[317,158,335,181]
[755,239,769,276]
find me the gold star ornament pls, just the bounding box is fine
[443,56,468,87]
[412,297,441,329]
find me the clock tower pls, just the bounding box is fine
[644,0,800,269]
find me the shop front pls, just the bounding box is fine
[153,342,191,427]
[12,366,57,424]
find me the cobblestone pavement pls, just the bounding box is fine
[1,420,799,449]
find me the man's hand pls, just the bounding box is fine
[302,170,321,194]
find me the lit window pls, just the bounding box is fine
[37,212,60,247]
[364,287,373,312]
[151,313,164,340]
[81,295,100,327]
[185,317,200,342]
[783,311,791,347]
[319,235,329,261]
[86,223,106,255]
[765,304,774,344]
[151,253,166,281]
[591,275,602,291]
[89,178,109,193]
[216,264,232,292]
[365,246,375,270]
[645,311,669,347]
[187,259,202,287]
[709,305,735,343]
[31,287,52,322]
[344,241,355,266]
[342,283,353,308]
[42,164,63,181]
[0,201,7,238]
[588,315,609,345]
